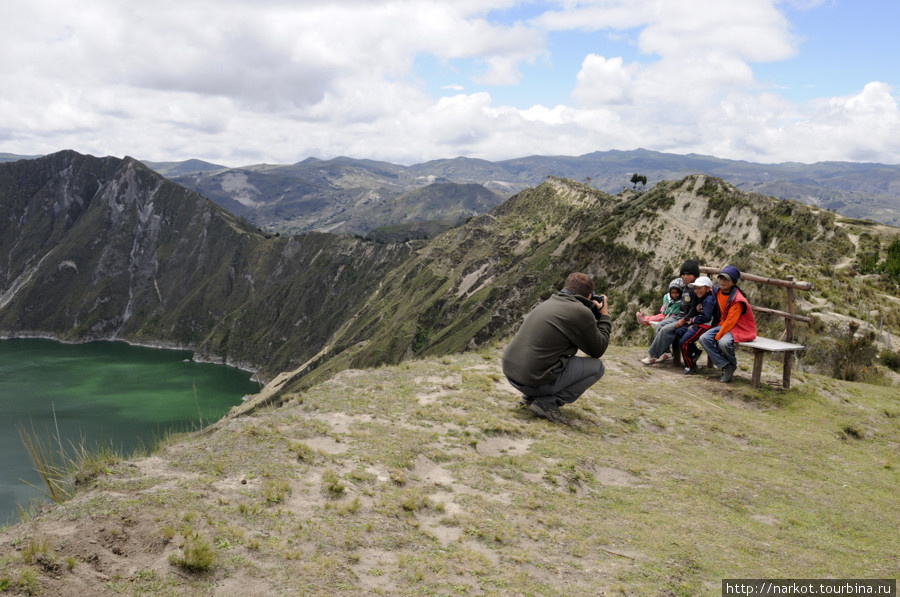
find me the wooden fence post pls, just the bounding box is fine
[783,275,796,389]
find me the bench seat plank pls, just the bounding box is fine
[737,337,805,352]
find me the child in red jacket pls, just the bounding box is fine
[699,265,757,382]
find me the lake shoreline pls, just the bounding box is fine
[0,330,264,381]
[0,337,262,524]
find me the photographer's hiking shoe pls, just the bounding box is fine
[527,401,571,425]
[720,363,737,383]
[518,396,533,407]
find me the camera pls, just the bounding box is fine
[591,293,604,307]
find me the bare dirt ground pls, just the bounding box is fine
[1,345,897,596]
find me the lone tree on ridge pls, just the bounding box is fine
[630,173,648,190]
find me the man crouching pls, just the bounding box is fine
[502,273,611,425]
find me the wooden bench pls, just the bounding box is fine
[667,268,812,389]
[735,337,806,389]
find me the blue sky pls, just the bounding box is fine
[422,1,900,106]
[1,0,898,166]
[755,1,899,101]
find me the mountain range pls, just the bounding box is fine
[2,150,897,393]
[0,151,411,377]
[136,149,900,236]
[7,149,899,237]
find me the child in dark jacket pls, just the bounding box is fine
[674,276,717,374]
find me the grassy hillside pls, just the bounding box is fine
[0,346,896,596]
[263,174,899,400]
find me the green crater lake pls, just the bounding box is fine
[0,338,260,525]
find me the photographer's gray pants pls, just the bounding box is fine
[507,356,605,406]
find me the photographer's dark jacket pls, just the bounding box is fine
[502,292,611,387]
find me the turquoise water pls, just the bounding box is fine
[0,339,260,525]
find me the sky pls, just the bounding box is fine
[1,0,899,167]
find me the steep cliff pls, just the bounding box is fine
[0,151,413,377]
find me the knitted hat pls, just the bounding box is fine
[680,260,700,277]
[719,264,741,284]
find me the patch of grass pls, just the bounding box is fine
[289,440,317,462]
[16,568,38,595]
[321,469,346,497]
[261,478,292,504]
[168,533,216,573]
[325,497,361,515]
[17,417,124,505]
[20,536,51,565]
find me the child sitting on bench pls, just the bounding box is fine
[675,276,716,375]
[636,278,685,328]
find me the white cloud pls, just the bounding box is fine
[571,55,633,106]
[638,0,796,62]
[0,0,897,166]
[772,82,900,163]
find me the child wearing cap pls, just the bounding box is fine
[674,276,717,374]
[699,265,757,382]
[636,278,685,327]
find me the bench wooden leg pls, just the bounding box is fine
[782,352,793,389]
[751,350,764,389]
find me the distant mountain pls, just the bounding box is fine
[151,149,900,232]
[0,153,41,163]
[157,157,506,238]
[140,158,228,177]
[398,149,900,228]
